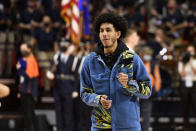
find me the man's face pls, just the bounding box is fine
[99,23,120,48]
[20,44,31,57]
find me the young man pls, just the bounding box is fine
[80,13,152,131]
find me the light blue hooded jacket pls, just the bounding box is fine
[80,48,152,131]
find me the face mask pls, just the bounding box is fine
[78,47,81,51]
[143,55,152,61]
[60,47,67,52]
[44,22,50,27]
[168,5,176,10]
[21,50,30,57]
[28,4,35,9]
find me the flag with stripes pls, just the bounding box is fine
[61,0,80,44]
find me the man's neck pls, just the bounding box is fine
[104,41,118,55]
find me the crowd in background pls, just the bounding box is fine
[0,0,195,96]
[0,0,196,130]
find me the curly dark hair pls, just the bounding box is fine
[94,13,128,39]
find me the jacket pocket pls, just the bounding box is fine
[90,73,110,94]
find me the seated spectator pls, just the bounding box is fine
[134,4,148,40]
[19,0,43,42]
[147,28,173,60]
[163,0,188,38]
[0,4,7,77]
[186,8,196,43]
[123,5,137,28]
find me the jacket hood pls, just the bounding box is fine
[95,40,129,57]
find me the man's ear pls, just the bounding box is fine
[116,31,121,39]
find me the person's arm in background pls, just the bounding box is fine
[54,41,59,53]
[154,65,161,92]
[0,83,10,98]
[178,61,186,78]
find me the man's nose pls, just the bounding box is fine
[102,30,107,36]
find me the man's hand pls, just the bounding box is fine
[72,91,79,98]
[46,71,55,80]
[100,95,112,109]
[118,73,128,87]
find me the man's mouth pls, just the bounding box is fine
[103,39,109,42]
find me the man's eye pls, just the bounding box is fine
[100,29,104,32]
[106,29,111,32]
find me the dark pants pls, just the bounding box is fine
[74,97,92,131]
[99,129,112,131]
[54,91,75,131]
[140,99,152,131]
[21,93,39,131]
[180,81,196,131]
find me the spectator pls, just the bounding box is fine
[16,43,39,131]
[0,4,7,77]
[136,46,161,131]
[147,28,173,60]
[134,4,148,40]
[72,42,92,131]
[186,8,196,43]
[163,0,188,38]
[4,0,19,77]
[178,45,196,131]
[124,29,140,51]
[123,5,137,28]
[47,39,77,131]
[45,0,66,39]
[19,0,43,43]
[31,15,58,95]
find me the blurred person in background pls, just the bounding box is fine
[123,2,137,29]
[163,0,187,39]
[19,0,43,43]
[4,0,18,77]
[16,43,39,131]
[147,28,173,61]
[125,29,161,131]
[0,1,18,78]
[178,45,196,131]
[136,46,161,131]
[134,3,148,40]
[31,15,58,96]
[47,39,77,131]
[186,8,196,44]
[124,29,140,51]
[72,42,92,131]
[45,0,66,39]
[0,3,7,77]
